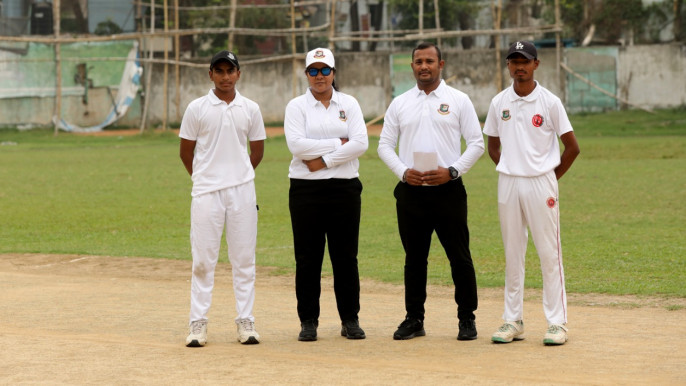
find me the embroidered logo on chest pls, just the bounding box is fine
[437,104,450,115]
[501,109,511,121]
[339,110,347,121]
[532,114,544,127]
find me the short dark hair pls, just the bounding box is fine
[412,42,442,61]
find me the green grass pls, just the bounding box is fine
[1,108,685,297]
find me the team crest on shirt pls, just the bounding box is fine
[339,110,347,121]
[501,109,511,121]
[437,104,450,115]
[546,197,557,208]
[532,114,544,127]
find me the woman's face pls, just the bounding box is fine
[306,63,334,98]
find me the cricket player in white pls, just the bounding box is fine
[179,51,266,347]
[483,41,580,345]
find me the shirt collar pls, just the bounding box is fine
[412,79,446,98]
[208,88,243,106]
[507,80,540,102]
[306,88,339,107]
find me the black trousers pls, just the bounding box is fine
[394,178,478,322]
[289,178,362,323]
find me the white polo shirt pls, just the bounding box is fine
[284,88,368,180]
[483,81,573,177]
[378,80,485,180]
[179,89,266,197]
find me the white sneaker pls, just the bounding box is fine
[491,320,525,343]
[543,324,568,345]
[186,319,208,347]
[236,319,260,345]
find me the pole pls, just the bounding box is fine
[140,0,155,133]
[329,0,336,50]
[53,0,61,136]
[555,0,562,96]
[493,0,502,92]
[162,0,168,130]
[433,0,441,47]
[174,0,180,122]
[229,0,237,50]
[291,0,297,99]
[419,0,423,36]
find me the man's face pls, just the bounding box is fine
[506,54,539,82]
[209,61,240,93]
[411,47,444,87]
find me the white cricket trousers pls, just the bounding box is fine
[497,171,567,326]
[188,181,257,324]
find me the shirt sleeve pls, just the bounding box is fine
[247,102,267,141]
[321,97,368,168]
[377,99,408,180]
[179,101,199,141]
[284,98,341,160]
[482,99,500,138]
[549,98,574,136]
[452,96,484,176]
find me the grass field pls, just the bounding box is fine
[1,109,684,297]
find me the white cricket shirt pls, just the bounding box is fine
[179,89,266,197]
[377,80,485,180]
[483,81,573,177]
[284,88,368,180]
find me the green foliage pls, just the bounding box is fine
[388,0,480,48]
[181,0,290,57]
[1,109,685,298]
[94,19,124,36]
[544,0,586,41]
[594,0,645,42]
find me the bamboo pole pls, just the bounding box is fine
[174,0,180,122]
[329,0,336,50]
[493,0,503,93]
[433,0,441,47]
[555,0,562,94]
[53,0,61,136]
[140,0,156,133]
[163,0,168,131]
[229,0,237,50]
[559,62,653,113]
[419,0,423,37]
[291,0,297,99]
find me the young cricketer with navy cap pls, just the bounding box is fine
[180,50,266,347]
[483,41,580,345]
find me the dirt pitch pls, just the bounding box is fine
[1,253,684,385]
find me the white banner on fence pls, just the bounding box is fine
[55,42,142,133]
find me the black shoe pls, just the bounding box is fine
[298,320,318,342]
[393,317,425,340]
[457,319,477,341]
[341,320,366,340]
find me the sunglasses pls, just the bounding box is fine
[307,67,333,77]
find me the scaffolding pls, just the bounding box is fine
[0,0,564,133]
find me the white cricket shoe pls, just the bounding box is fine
[186,319,208,347]
[236,319,260,345]
[543,324,568,345]
[491,320,525,343]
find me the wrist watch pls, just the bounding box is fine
[448,166,459,180]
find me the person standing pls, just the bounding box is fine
[284,47,369,342]
[179,50,266,347]
[378,42,484,341]
[483,41,580,346]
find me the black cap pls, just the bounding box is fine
[210,50,240,70]
[506,41,537,60]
